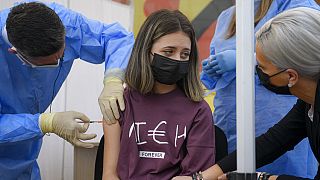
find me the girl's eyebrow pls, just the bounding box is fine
[162,46,176,49]
[162,46,191,51]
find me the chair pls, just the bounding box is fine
[214,125,228,162]
[94,136,104,180]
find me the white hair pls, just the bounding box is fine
[256,7,320,79]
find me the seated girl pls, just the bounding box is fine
[102,9,215,180]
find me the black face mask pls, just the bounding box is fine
[256,65,291,95]
[151,53,189,85]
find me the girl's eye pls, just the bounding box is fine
[163,50,173,55]
[181,52,190,59]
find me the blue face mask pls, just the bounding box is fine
[256,65,291,95]
[151,53,189,85]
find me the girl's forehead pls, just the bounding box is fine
[153,31,191,49]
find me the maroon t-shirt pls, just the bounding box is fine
[117,88,215,180]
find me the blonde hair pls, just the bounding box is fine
[226,0,273,39]
[256,7,320,79]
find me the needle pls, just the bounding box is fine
[77,120,103,124]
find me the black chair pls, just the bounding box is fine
[94,136,104,180]
[214,125,228,162]
[94,126,228,179]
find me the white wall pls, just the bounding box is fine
[0,0,133,179]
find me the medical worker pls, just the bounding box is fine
[201,0,319,177]
[0,1,133,180]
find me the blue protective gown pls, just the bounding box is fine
[0,1,134,180]
[201,0,319,177]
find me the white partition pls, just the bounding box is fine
[236,0,256,173]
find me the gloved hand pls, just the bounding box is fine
[40,111,97,148]
[98,77,125,124]
[202,50,236,76]
[202,56,219,78]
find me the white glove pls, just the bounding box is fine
[40,111,97,148]
[98,77,125,124]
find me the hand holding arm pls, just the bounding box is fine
[98,77,125,124]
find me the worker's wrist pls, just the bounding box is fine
[39,113,55,134]
[103,76,123,85]
[104,68,125,82]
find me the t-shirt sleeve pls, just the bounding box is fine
[179,101,215,175]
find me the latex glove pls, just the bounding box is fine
[203,50,236,75]
[202,56,221,79]
[98,77,125,124]
[40,111,97,148]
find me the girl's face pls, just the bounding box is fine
[151,31,191,61]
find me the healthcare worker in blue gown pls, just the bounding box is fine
[0,1,133,180]
[201,0,319,178]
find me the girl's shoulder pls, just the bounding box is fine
[181,96,212,114]
[196,99,212,112]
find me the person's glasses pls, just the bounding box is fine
[16,50,61,68]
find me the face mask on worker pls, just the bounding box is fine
[256,65,291,95]
[151,53,189,85]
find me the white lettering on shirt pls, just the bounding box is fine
[147,121,168,145]
[128,121,187,146]
[129,122,147,145]
[175,125,187,147]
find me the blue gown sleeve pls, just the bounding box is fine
[0,1,44,144]
[0,113,43,144]
[276,0,320,12]
[200,72,218,90]
[49,2,134,79]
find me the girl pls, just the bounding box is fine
[102,9,215,180]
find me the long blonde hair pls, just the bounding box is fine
[226,0,273,39]
[125,10,204,101]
